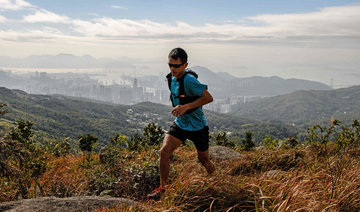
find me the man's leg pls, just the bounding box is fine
[160,134,183,187]
[197,149,215,175]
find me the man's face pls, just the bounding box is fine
[168,57,188,79]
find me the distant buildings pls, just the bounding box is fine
[0,69,269,113]
[204,95,268,113]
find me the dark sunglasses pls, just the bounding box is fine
[168,63,184,68]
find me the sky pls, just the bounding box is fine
[1,0,360,88]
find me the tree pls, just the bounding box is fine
[9,120,34,150]
[242,131,255,151]
[4,120,47,199]
[78,134,98,152]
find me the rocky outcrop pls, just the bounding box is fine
[209,145,242,161]
[0,196,135,212]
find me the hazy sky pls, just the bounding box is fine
[1,0,360,87]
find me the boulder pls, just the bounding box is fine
[0,196,135,212]
[209,145,242,161]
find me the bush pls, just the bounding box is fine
[242,131,255,151]
[78,134,98,152]
[280,136,299,149]
[262,134,279,150]
[127,134,145,151]
[143,122,164,147]
[3,120,47,199]
[0,103,8,116]
[99,134,128,166]
[45,138,71,157]
[214,132,235,148]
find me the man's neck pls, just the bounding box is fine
[175,69,187,80]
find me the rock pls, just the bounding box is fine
[209,145,242,161]
[99,190,112,197]
[0,196,135,212]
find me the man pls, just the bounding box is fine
[147,47,215,200]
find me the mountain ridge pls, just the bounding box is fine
[232,85,360,126]
[190,66,331,97]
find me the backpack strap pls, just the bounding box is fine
[166,69,201,114]
[166,73,172,90]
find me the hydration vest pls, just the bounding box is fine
[166,69,200,114]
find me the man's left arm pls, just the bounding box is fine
[171,89,213,117]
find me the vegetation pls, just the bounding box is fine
[241,131,255,151]
[214,132,235,148]
[1,85,360,211]
[0,87,299,147]
[233,85,360,128]
[0,103,8,115]
[1,109,360,211]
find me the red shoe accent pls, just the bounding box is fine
[147,186,165,200]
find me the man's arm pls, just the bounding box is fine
[171,89,213,117]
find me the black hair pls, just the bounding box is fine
[168,47,188,64]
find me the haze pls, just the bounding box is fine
[1,0,360,88]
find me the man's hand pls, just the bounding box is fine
[171,105,189,117]
[171,89,213,118]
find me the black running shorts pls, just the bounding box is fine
[167,122,209,152]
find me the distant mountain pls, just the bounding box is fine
[232,85,360,126]
[0,54,134,68]
[191,66,332,97]
[0,87,299,145]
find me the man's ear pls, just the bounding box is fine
[184,62,188,69]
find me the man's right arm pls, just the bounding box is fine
[171,89,213,117]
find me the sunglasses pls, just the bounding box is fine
[168,63,184,68]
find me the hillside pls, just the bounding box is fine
[0,87,299,146]
[133,66,331,98]
[233,85,360,126]
[191,66,332,97]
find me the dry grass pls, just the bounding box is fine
[130,146,360,212]
[40,154,96,197]
[3,144,360,211]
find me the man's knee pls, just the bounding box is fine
[160,147,171,160]
[160,134,182,160]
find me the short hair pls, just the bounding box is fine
[168,47,188,64]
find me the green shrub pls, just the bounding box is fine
[215,132,235,148]
[241,131,255,151]
[78,134,98,152]
[4,120,47,199]
[127,133,145,151]
[335,120,360,151]
[99,133,128,166]
[0,103,8,116]
[262,134,279,150]
[45,138,71,157]
[143,122,164,147]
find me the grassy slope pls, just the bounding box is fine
[32,145,360,211]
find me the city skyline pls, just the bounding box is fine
[1,0,360,87]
